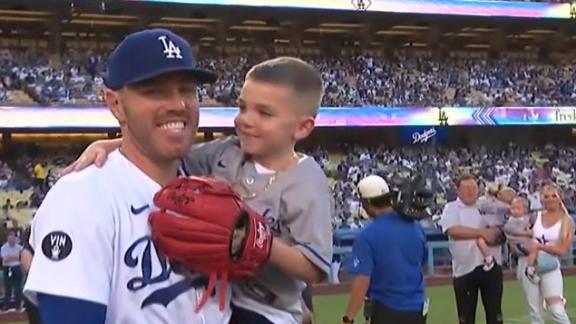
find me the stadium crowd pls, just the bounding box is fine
[306,142,576,229]
[1,48,576,108]
[1,141,575,234]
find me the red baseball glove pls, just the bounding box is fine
[149,176,273,312]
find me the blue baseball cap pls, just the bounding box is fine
[104,28,217,90]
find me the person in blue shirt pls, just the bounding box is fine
[342,175,428,324]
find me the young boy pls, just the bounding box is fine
[62,57,333,324]
[503,197,539,283]
[476,187,511,271]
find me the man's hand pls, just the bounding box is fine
[4,255,20,262]
[527,240,542,254]
[522,229,533,238]
[480,227,502,245]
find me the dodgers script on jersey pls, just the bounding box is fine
[24,150,231,324]
[183,136,334,324]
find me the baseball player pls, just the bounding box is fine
[23,29,232,324]
[342,175,429,324]
[64,56,334,324]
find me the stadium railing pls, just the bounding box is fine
[333,227,576,276]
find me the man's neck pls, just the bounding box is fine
[119,142,179,187]
[373,207,394,217]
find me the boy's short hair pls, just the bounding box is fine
[246,56,324,117]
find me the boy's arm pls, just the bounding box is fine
[62,136,235,176]
[62,138,121,173]
[183,137,236,176]
[24,175,114,324]
[271,167,333,284]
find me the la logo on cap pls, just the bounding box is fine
[158,35,183,59]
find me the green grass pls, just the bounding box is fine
[314,276,576,324]
[5,278,575,324]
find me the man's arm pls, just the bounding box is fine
[446,226,486,240]
[438,203,477,239]
[343,234,373,322]
[272,166,334,284]
[4,255,19,262]
[0,246,19,262]
[438,203,495,242]
[38,294,106,324]
[25,173,114,324]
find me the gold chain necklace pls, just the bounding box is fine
[237,153,299,200]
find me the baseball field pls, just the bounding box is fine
[313,276,576,323]
[3,275,575,323]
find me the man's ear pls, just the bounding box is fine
[103,88,126,125]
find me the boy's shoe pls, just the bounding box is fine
[483,256,495,271]
[525,266,541,285]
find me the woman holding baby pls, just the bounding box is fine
[507,185,574,324]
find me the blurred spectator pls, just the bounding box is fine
[0,230,23,312]
[1,199,13,220]
[1,48,575,107]
[32,161,46,190]
[307,142,576,228]
[2,141,576,231]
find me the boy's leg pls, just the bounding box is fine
[526,249,537,266]
[524,248,541,285]
[476,238,494,271]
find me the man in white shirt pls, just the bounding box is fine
[1,230,23,312]
[439,173,505,324]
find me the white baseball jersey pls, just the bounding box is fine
[24,149,231,324]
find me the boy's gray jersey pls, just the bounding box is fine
[183,136,334,324]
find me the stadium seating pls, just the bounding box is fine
[1,48,575,108]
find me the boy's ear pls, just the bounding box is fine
[294,116,315,141]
